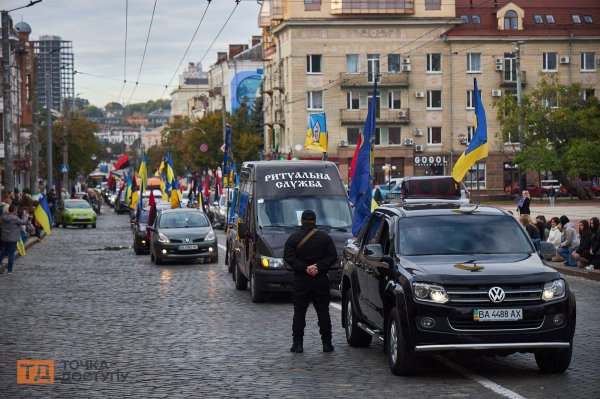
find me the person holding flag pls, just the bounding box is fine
[136,152,148,221]
[0,204,30,275]
[349,78,378,237]
[452,78,488,183]
[145,190,157,243]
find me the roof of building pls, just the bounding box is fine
[233,42,263,62]
[14,21,32,34]
[448,0,600,38]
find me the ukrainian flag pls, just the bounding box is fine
[452,78,488,182]
[138,152,148,194]
[34,195,53,235]
[17,237,26,256]
[304,113,328,153]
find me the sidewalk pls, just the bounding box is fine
[543,260,600,282]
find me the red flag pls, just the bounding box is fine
[349,132,363,179]
[204,175,210,198]
[114,153,130,170]
[146,190,157,242]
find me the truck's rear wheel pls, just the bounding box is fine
[234,260,247,290]
[344,289,372,347]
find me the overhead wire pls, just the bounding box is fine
[115,0,129,104]
[125,0,159,105]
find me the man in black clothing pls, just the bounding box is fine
[284,209,337,353]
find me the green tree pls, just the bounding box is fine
[494,73,600,198]
[80,104,103,119]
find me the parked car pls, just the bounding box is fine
[505,182,545,198]
[341,176,575,376]
[54,199,97,228]
[132,208,151,255]
[148,208,218,265]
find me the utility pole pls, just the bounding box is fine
[45,60,52,193]
[514,40,526,190]
[31,93,39,193]
[62,97,68,190]
[2,10,14,195]
[221,95,226,141]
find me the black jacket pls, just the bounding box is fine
[576,232,593,255]
[518,197,530,215]
[284,223,337,277]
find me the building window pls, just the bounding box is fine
[582,89,595,100]
[347,127,360,145]
[466,90,481,109]
[534,15,543,24]
[467,53,481,72]
[467,126,474,143]
[504,10,518,30]
[472,15,481,24]
[427,53,441,73]
[543,96,558,109]
[388,54,401,73]
[304,0,321,11]
[347,92,360,110]
[464,163,486,189]
[545,15,555,24]
[427,127,442,145]
[572,15,581,24]
[427,90,442,109]
[388,91,401,109]
[460,15,469,23]
[373,127,381,145]
[504,53,517,81]
[425,0,441,10]
[581,52,596,71]
[389,127,401,145]
[306,91,323,110]
[346,54,359,73]
[367,54,380,83]
[543,52,558,71]
[306,54,322,74]
[583,15,593,24]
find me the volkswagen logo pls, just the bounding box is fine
[185,238,190,243]
[488,286,505,303]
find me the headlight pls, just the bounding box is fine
[412,282,449,304]
[260,256,284,268]
[205,230,215,241]
[542,279,566,301]
[158,232,170,243]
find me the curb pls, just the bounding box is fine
[543,260,600,282]
[14,231,48,261]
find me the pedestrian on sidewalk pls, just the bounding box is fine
[0,205,29,275]
[549,184,557,207]
[517,190,530,215]
[284,209,337,353]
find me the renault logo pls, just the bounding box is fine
[488,287,505,303]
[185,238,190,243]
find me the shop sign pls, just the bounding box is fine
[414,155,448,167]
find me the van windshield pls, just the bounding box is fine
[257,196,352,229]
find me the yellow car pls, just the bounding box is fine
[55,199,97,228]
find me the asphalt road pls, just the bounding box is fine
[0,209,598,398]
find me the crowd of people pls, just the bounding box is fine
[519,210,600,270]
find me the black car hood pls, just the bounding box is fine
[400,253,561,284]
[257,227,352,258]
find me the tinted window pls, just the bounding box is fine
[65,201,91,209]
[397,215,533,255]
[257,195,352,229]
[159,212,210,228]
[139,210,149,223]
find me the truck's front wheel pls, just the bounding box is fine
[344,289,372,347]
[535,342,572,373]
[250,269,266,303]
[387,307,414,376]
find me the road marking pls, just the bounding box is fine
[330,302,341,311]
[218,244,226,251]
[437,356,526,399]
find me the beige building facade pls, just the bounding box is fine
[259,0,600,194]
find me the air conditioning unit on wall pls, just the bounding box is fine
[398,109,408,118]
[415,91,425,98]
[559,56,570,64]
[495,64,503,71]
[339,139,348,147]
[491,89,502,97]
[414,128,423,136]
[402,57,411,64]
[415,145,424,152]
[401,64,412,72]
[404,138,414,146]
[495,57,503,65]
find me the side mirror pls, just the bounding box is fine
[238,222,248,238]
[364,243,392,269]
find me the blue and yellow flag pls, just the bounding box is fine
[17,237,26,256]
[349,79,377,237]
[170,178,181,209]
[452,78,489,182]
[138,152,148,194]
[304,113,328,153]
[223,124,232,187]
[34,196,52,235]
[155,159,165,177]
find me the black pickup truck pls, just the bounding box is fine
[340,178,576,376]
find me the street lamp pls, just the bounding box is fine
[382,164,396,187]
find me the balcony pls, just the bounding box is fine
[331,0,414,15]
[340,71,409,89]
[340,108,410,125]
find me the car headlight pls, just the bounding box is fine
[158,232,170,243]
[205,230,215,241]
[260,256,284,269]
[412,282,449,304]
[542,279,566,301]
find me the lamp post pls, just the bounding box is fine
[382,164,396,187]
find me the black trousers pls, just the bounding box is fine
[292,274,331,344]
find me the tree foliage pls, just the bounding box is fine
[494,73,600,185]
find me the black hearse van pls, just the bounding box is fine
[227,161,353,303]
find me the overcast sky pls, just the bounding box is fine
[5,0,262,107]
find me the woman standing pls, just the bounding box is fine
[517,190,531,215]
[0,204,29,275]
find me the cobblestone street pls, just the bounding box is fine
[1,210,599,398]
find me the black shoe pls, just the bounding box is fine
[290,344,303,353]
[322,343,334,352]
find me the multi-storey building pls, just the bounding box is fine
[34,35,74,113]
[170,62,209,122]
[259,0,600,193]
[207,37,264,115]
